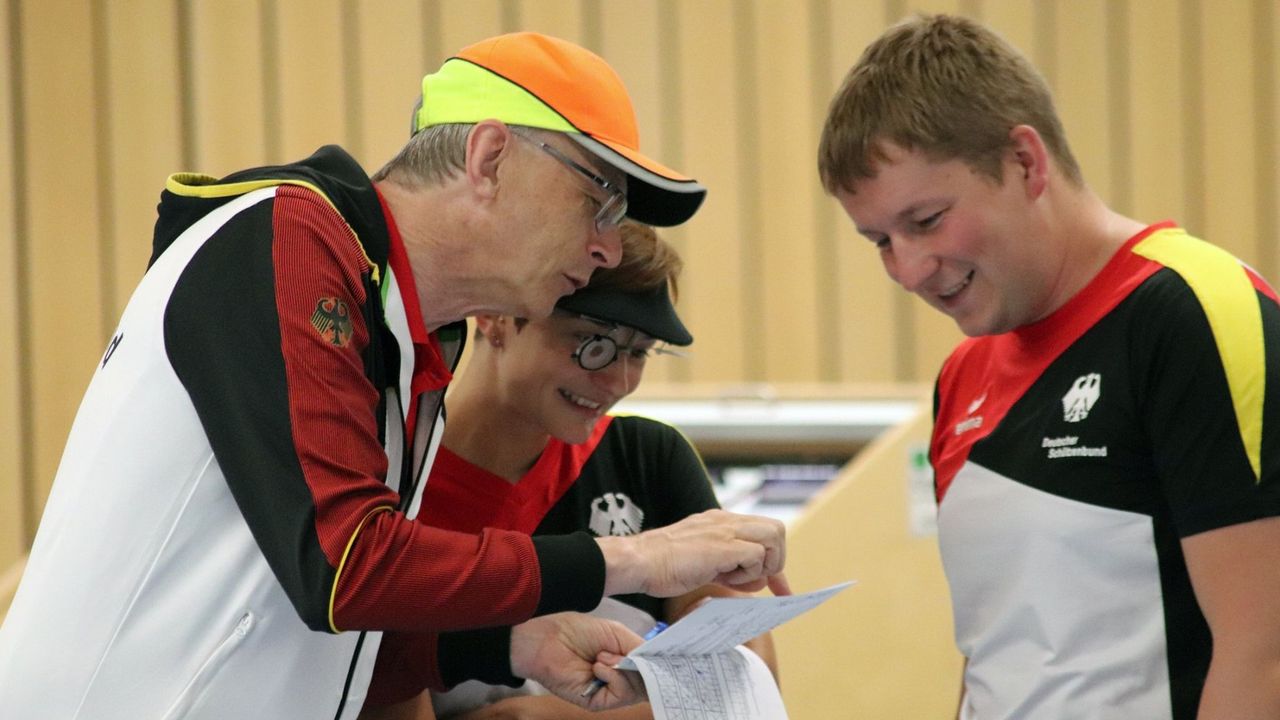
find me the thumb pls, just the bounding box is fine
[768,571,792,596]
[597,650,626,666]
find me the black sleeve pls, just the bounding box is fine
[164,197,374,629]
[651,419,721,525]
[1131,271,1280,536]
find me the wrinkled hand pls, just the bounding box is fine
[508,613,646,711]
[598,509,790,598]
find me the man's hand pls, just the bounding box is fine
[597,509,790,598]
[508,613,646,711]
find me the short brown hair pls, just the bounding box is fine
[818,13,1082,194]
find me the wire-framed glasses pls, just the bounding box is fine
[513,131,628,233]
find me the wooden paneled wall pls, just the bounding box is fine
[774,396,961,718]
[2,0,1278,576]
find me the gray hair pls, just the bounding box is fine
[371,123,474,187]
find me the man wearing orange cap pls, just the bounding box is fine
[0,33,787,720]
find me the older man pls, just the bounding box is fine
[0,33,786,720]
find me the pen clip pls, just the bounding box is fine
[581,677,607,699]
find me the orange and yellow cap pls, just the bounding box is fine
[413,32,706,227]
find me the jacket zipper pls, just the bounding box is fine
[160,611,255,720]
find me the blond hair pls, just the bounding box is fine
[818,14,1082,194]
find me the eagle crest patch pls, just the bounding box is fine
[310,297,353,347]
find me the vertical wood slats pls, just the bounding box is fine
[20,0,106,517]
[4,0,1279,624]
[827,0,898,385]
[755,0,824,383]
[1200,0,1260,267]
[276,0,346,164]
[1263,0,1279,282]
[1,0,26,560]
[676,0,749,383]
[351,0,431,172]
[1128,0,1188,225]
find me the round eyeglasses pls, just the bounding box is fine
[573,334,624,371]
[513,131,628,234]
[570,332,685,371]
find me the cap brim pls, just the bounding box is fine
[556,284,693,346]
[568,134,706,227]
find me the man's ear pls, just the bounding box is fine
[464,120,515,199]
[1008,124,1050,199]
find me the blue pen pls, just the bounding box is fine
[580,622,669,699]
[642,622,670,640]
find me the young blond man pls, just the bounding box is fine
[821,14,1280,720]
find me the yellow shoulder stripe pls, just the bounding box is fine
[328,505,394,633]
[1133,228,1265,482]
[165,174,380,285]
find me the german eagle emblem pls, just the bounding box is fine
[310,297,353,347]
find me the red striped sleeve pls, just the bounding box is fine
[271,186,541,632]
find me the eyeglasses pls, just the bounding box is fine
[569,323,686,371]
[513,131,628,234]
